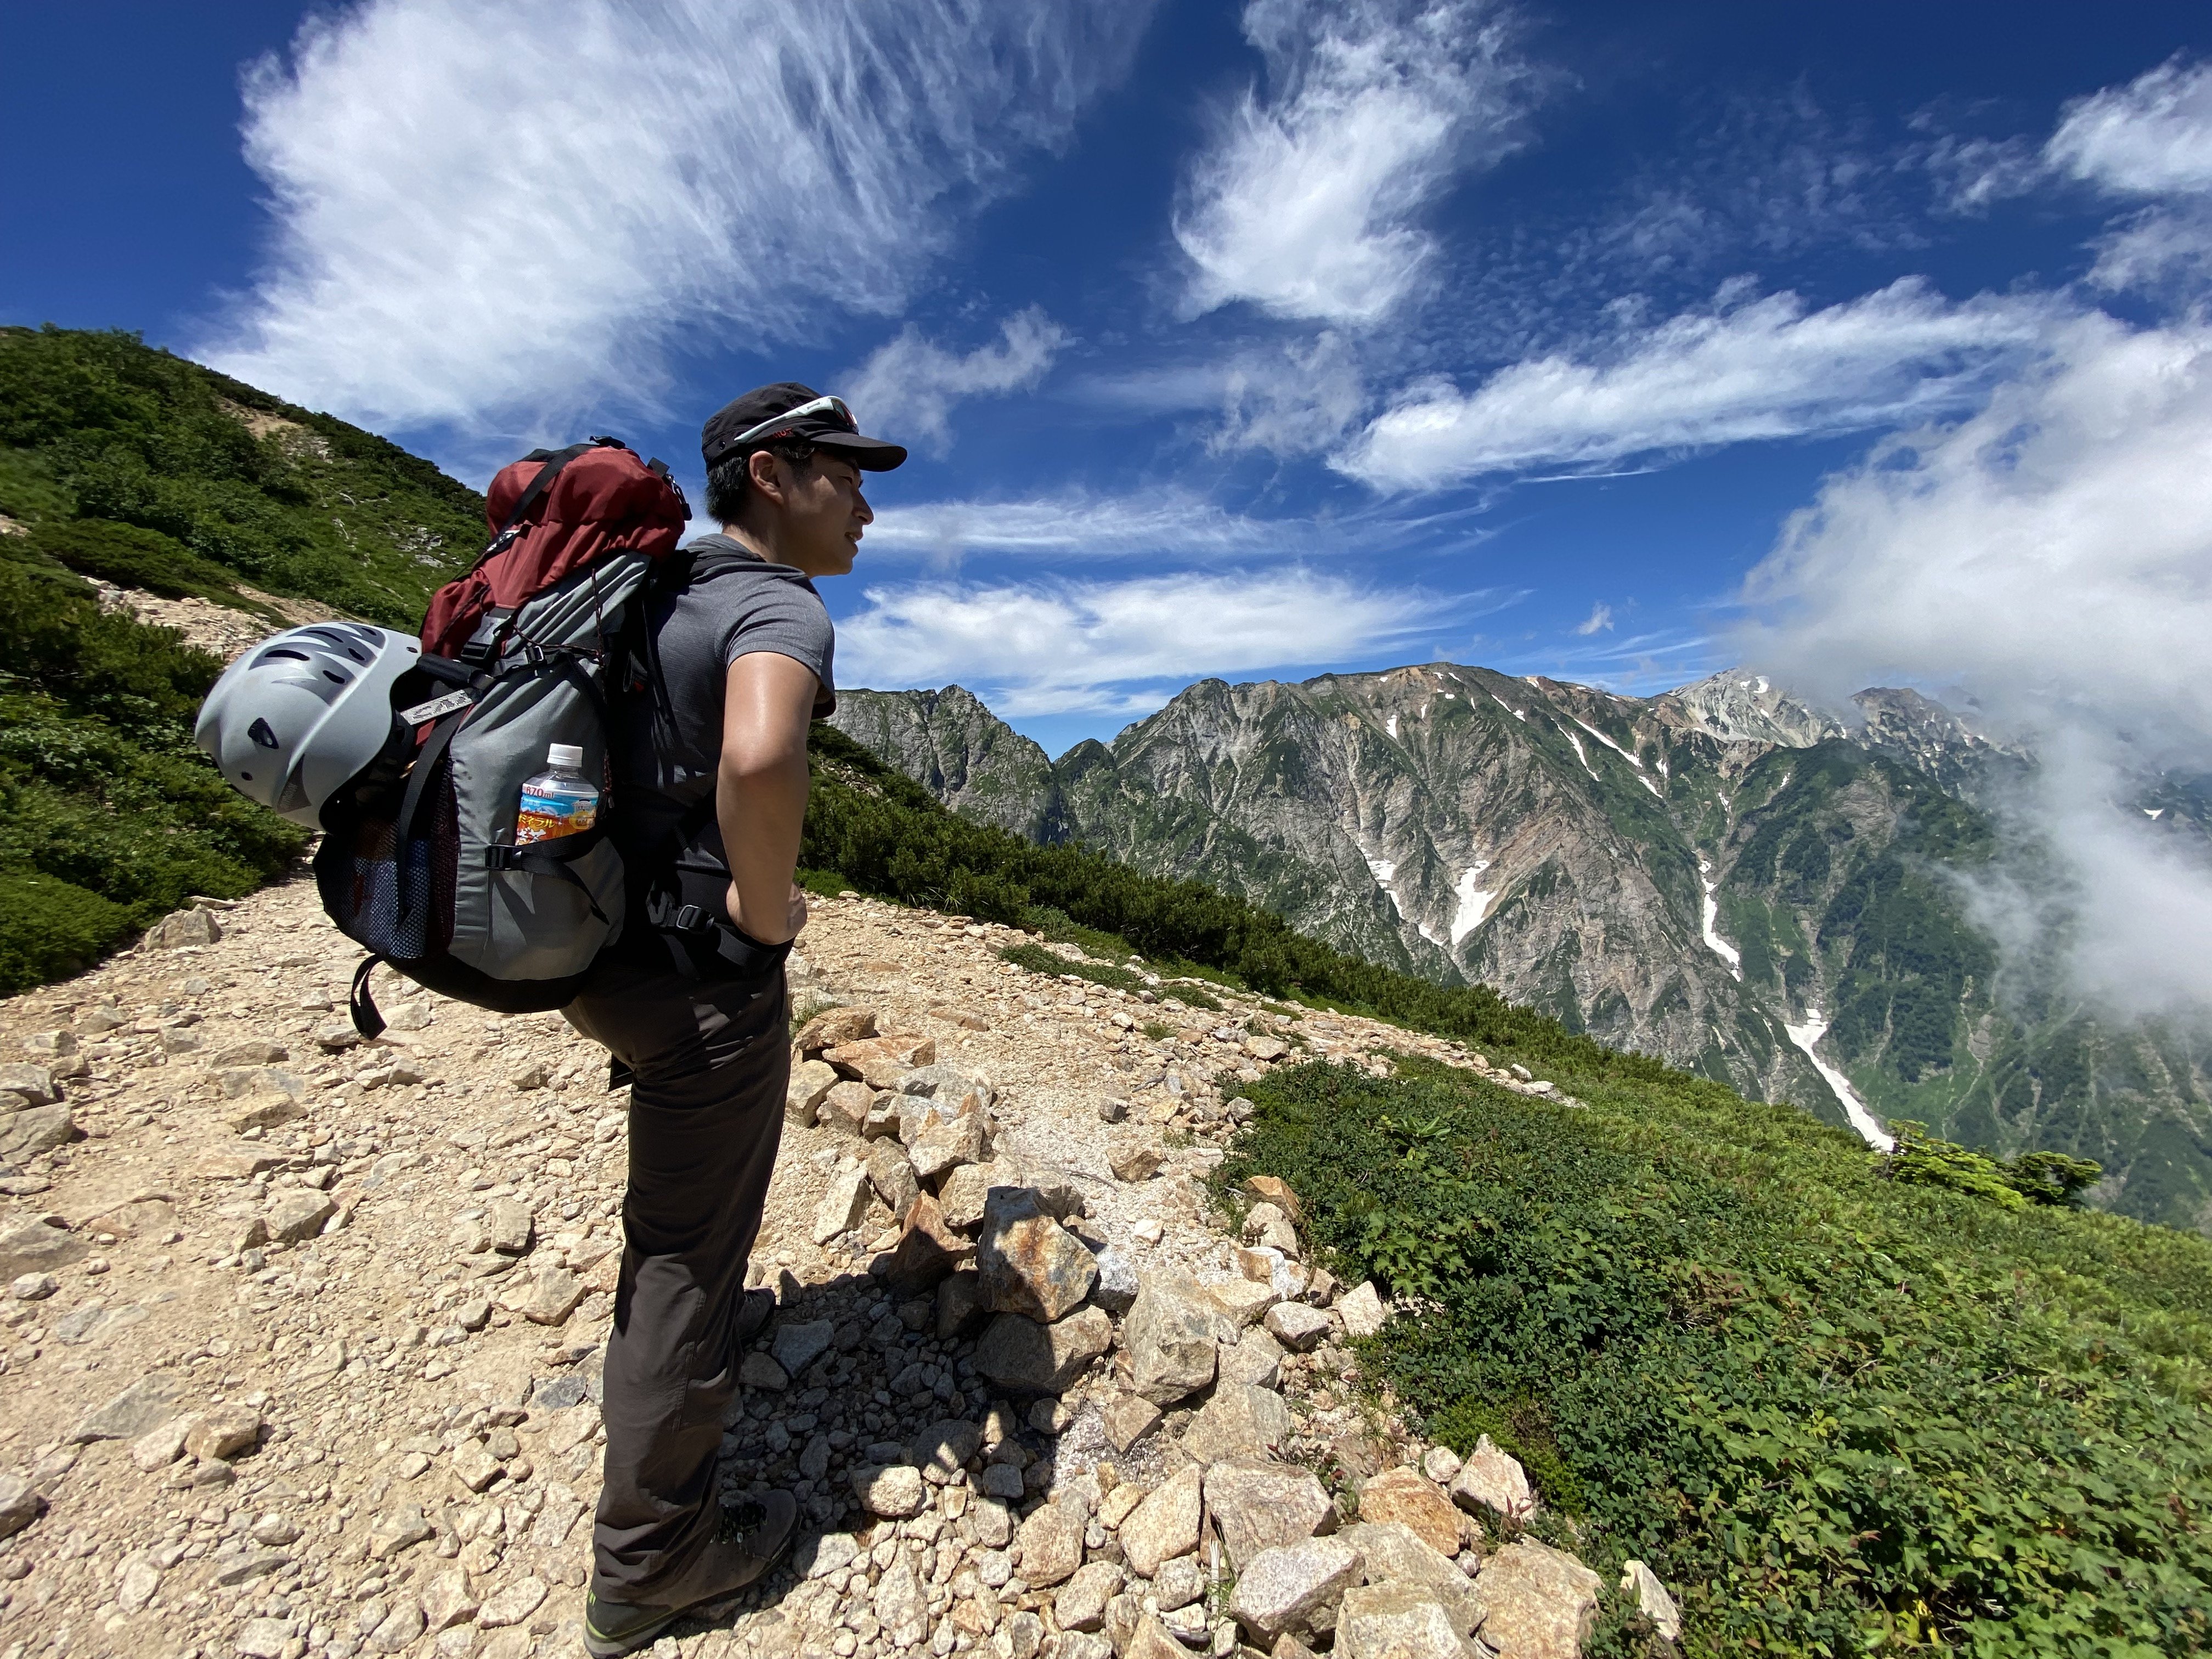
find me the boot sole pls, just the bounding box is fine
[583,1499,798,1658]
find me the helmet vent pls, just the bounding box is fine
[324,670,351,685]
[257,647,310,665]
[248,718,281,750]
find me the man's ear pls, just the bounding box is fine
[746,448,785,506]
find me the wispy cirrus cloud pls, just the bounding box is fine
[845,307,1068,455]
[202,0,1150,439]
[837,568,1436,716]
[1339,278,2053,490]
[2047,56,2212,195]
[1174,0,1534,326]
[2051,58,2212,294]
[862,490,1295,562]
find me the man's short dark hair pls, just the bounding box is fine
[704,436,816,524]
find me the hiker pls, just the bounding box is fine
[561,386,906,1654]
[194,382,902,1652]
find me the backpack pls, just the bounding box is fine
[315,436,773,1037]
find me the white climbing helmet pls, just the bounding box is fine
[195,623,422,826]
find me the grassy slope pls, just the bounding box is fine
[0,549,307,989]
[0,326,483,627]
[803,721,2212,1657]
[0,327,488,986]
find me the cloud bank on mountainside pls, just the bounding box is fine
[1739,59,2212,1019]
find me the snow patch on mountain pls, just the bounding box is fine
[1698,859,1741,979]
[1560,727,1600,780]
[1784,1013,1893,1150]
[1451,862,1496,945]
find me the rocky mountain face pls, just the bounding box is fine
[833,672,2212,1233]
[828,686,1059,841]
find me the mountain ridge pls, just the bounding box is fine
[832,668,2212,1232]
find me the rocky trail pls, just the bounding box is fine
[0,877,1677,1659]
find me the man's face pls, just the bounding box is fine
[769,452,871,578]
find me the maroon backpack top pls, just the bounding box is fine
[422,437,690,662]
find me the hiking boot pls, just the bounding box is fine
[582,1489,798,1658]
[736,1286,774,1345]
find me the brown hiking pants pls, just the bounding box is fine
[562,962,788,1599]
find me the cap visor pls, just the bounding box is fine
[813,432,908,471]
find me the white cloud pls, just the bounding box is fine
[845,308,1067,455]
[1174,0,1531,325]
[1573,602,1613,636]
[1339,278,2051,489]
[837,568,1432,715]
[2047,57,2212,196]
[1210,330,1370,457]
[1921,133,2045,214]
[202,0,1148,437]
[2044,59,2212,296]
[862,490,1293,562]
[1072,331,1369,459]
[1737,311,2212,1017]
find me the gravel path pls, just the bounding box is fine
[0,878,1617,1659]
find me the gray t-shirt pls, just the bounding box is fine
[609,534,833,916]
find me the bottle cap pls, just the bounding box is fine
[546,742,584,770]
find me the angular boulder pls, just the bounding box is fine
[909,1418,983,1484]
[877,1194,968,1297]
[817,1081,876,1137]
[811,1165,872,1245]
[793,1007,876,1056]
[1015,1501,1084,1587]
[1620,1560,1683,1645]
[0,1107,75,1163]
[72,1372,184,1443]
[978,1188,1096,1322]
[1448,1434,1536,1522]
[1218,1326,1285,1391]
[1468,1540,1602,1659]
[972,1306,1111,1396]
[1204,1460,1333,1570]
[825,1035,934,1090]
[867,1140,921,1222]
[1338,1523,1480,1639]
[782,1056,838,1125]
[1120,1274,1233,1405]
[1335,1585,1474,1659]
[909,1109,987,1181]
[0,1065,58,1107]
[1338,1280,1388,1339]
[1265,1301,1332,1352]
[1228,1538,1362,1645]
[1119,1464,1204,1578]
[1356,1467,1463,1558]
[1180,1384,1290,1466]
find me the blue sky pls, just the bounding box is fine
[7,1,2212,761]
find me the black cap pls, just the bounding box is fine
[701,382,907,471]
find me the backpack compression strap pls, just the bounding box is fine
[643,893,793,979]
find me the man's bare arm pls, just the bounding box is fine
[717,652,819,945]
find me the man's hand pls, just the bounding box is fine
[786,882,810,939]
[716,653,819,945]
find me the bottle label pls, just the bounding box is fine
[515,787,597,845]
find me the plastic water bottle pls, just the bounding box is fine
[515,742,599,844]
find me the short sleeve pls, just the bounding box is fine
[721,576,836,716]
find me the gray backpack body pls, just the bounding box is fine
[314,553,648,1034]
[311,438,789,1037]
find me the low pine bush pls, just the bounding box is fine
[1218,1057,2212,1655]
[0,552,306,988]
